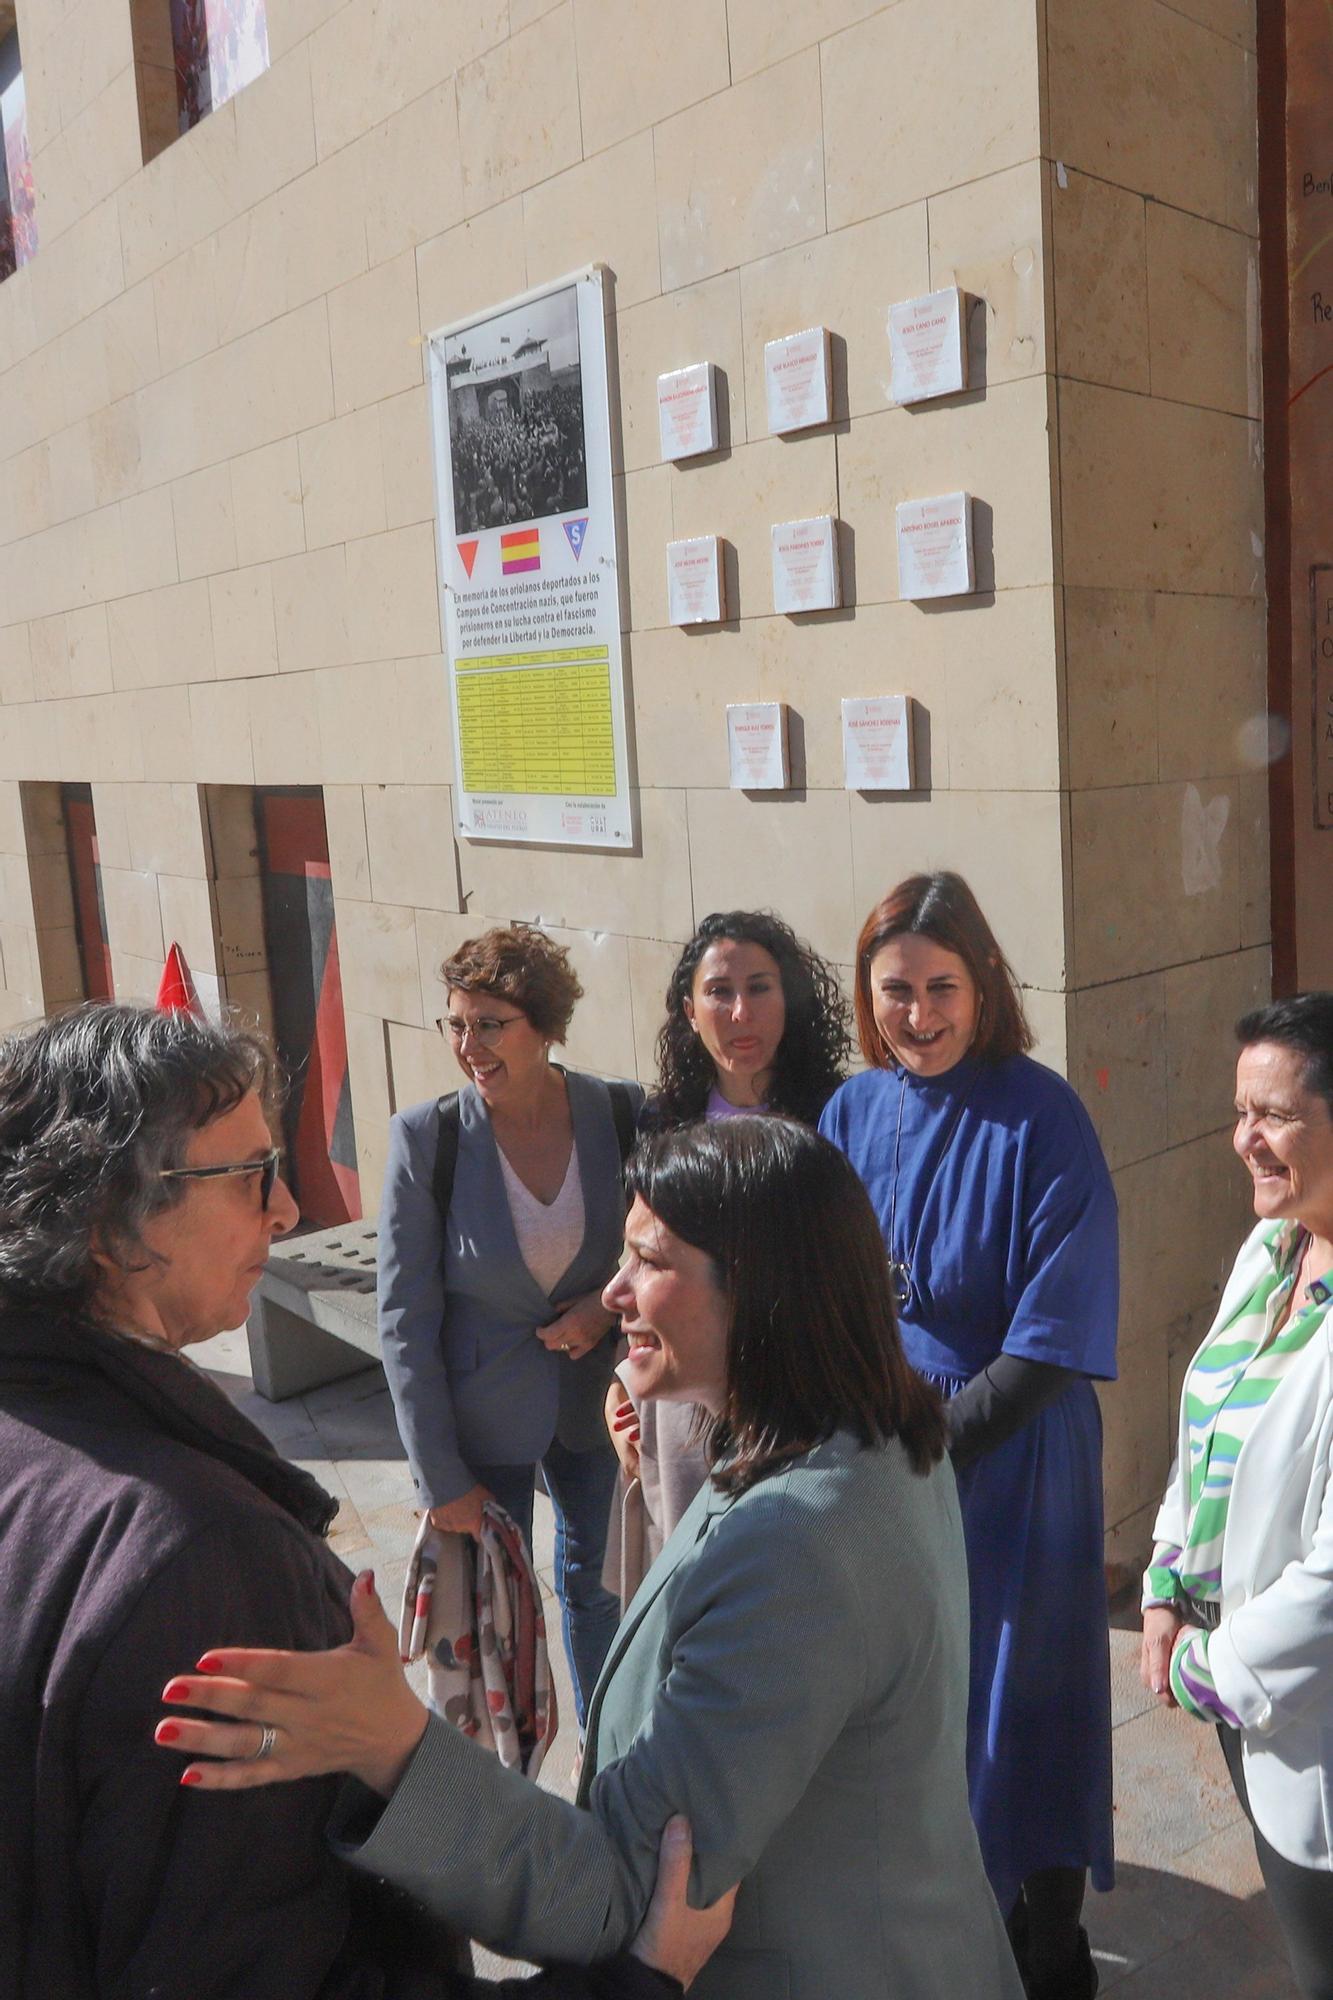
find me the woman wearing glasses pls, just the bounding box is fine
[0,1001,726,1996]
[378,926,643,1722]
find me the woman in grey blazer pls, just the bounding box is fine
[163,1119,1023,2000]
[377,926,643,1718]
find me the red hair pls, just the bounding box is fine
[853,872,1032,1070]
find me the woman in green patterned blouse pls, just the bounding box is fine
[1140,993,1333,2000]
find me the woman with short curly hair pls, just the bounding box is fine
[604,911,851,1604]
[377,925,644,1723]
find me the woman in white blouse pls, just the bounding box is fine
[1140,994,1333,2000]
[376,926,642,1723]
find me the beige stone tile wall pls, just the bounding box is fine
[0,0,1265,1554]
[1048,0,1265,1559]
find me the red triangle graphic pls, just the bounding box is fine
[457,540,479,579]
[156,942,203,1017]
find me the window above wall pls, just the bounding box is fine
[131,0,269,164]
[0,8,38,282]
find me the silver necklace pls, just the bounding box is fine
[885,1066,979,1313]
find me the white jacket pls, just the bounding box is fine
[1151,1220,1333,1869]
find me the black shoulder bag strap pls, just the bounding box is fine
[431,1092,463,1220]
[431,1081,635,1222]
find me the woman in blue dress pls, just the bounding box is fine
[820,871,1117,2000]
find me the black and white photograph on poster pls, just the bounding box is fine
[426,269,632,851]
[444,286,589,535]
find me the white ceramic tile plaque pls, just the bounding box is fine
[727,702,789,790]
[771,514,841,614]
[895,492,974,600]
[842,695,916,791]
[666,535,725,625]
[764,326,833,434]
[889,286,968,404]
[657,361,719,460]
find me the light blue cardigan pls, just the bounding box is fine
[342,1428,1023,2000]
[376,1070,643,1507]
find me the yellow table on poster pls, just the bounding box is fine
[456,646,617,796]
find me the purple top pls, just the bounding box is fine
[705,1086,767,1120]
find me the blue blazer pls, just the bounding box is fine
[377,1070,643,1507]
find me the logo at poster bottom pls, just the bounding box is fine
[457,539,479,579]
[501,528,541,575]
[563,517,589,561]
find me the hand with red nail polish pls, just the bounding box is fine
[605,1379,642,1479]
[152,1572,428,1798]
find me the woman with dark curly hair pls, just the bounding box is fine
[604,912,851,1602]
[377,925,644,1723]
[0,1002,719,1998]
[647,909,850,1130]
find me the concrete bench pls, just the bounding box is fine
[246,1219,383,1401]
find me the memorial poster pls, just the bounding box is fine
[771,514,841,613]
[895,493,974,599]
[842,695,916,790]
[427,271,631,847]
[666,536,725,625]
[889,287,967,404]
[727,703,789,789]
[657,362,720,460]
[764,327,833,434]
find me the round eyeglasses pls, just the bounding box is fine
[436,1014,527,1049]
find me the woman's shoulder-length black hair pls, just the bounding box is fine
[625,1116,946,1494]
[652,909,850,1130]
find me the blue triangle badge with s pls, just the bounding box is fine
[563,517,589,561]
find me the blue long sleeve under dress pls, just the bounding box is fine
[820,1054,1118,1916]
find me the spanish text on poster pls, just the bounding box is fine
[427,271,631,847]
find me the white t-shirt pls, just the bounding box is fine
[496,1141,586,1297]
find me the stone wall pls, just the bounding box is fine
[0,0,1265,1558]
[1045,0,1266,1565]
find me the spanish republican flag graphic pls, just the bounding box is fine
[501,527,541,575]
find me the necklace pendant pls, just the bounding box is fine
[888,1259,914,1312]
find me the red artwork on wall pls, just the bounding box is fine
[170,0,269,134]
[0,64,38,279]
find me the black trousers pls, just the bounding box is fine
[1007,1867,1088,1984]
[1221,1726,1333,2000]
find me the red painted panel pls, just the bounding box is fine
[62,787,113,1002]
[255,788,360,1228]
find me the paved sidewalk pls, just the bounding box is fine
[196,1328,1300,1996]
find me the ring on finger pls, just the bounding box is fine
[254,1723,278,1762]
